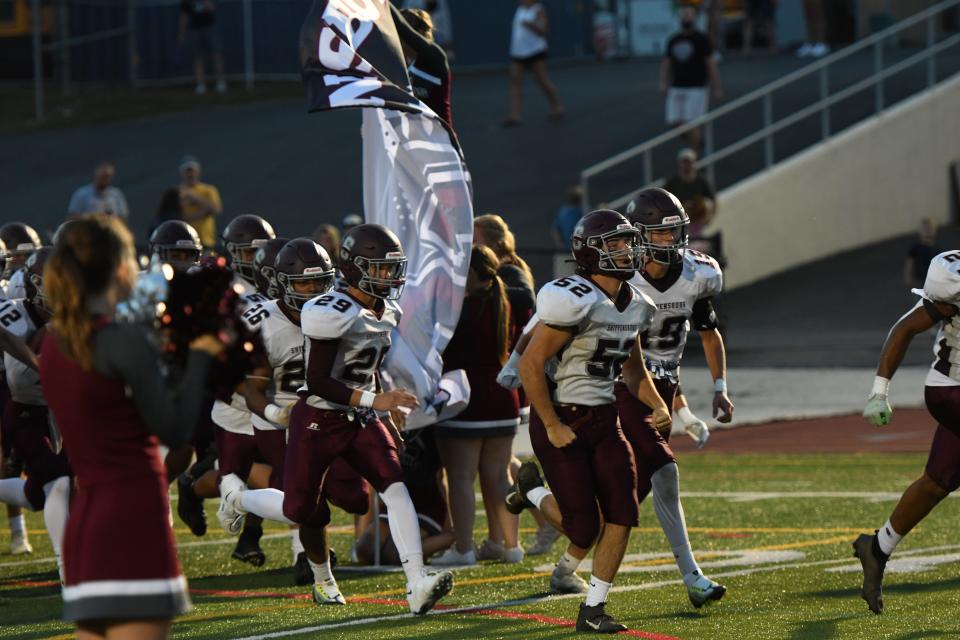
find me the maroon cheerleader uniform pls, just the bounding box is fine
[40,322,212,622]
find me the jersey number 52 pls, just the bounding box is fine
[587,338,636,378]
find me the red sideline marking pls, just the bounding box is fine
[708,532,752,539]
[1,579,59,588]
[191,589,680,639]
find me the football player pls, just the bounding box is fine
[242,238,370,583]
[222,214,276,288]
[218,224,455,615]
[856,249,960,614]
[0,248,71,579]
[618,187,731,607]
[149,220,203,272]
[0,222,42,299]
[514,209,669,633]
[200,215,275,564]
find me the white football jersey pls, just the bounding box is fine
[629,250,722,380]
[299,290,400,410]
[4,269,25,301]
[1,299,43,405]
[246,299,305,430]
[536,275,656,406]
[913,250,960,386]
[210,290,271,435]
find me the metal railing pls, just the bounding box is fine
[580,0,960,211]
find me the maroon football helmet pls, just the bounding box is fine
[0,222,41,276]
[150,221,202,272]
[339,224,406,300]
[253,237,290,300]
[221,214,276,284]
[571,209,640,280]
[275,238,336,310]
[624,187,689,265]
[24,246,52,314]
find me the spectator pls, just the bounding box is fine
[177,156,222,249]
[402,0,454,57]
[797,0,829,58]
[311,223,340,267]
[660,6,723,153]
[178,0,227,94]
[502,0,564,126]
[702,0,724,54]
[432,245,522,566]
[742,0,778,55]
[663,148,716,237]
[550,186,584,250]
[341,213,363,236]
[67,162,129,220]
[905,218,940,288]
[148,188,185,241]
[391,4,454,131]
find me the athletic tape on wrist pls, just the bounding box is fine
[358,390,376,408]
[871,376,890,397]
[714,378,727,394]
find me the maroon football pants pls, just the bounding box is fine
[614,379,679,503]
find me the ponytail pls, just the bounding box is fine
[470,244,510,366]
[46,215,134,370]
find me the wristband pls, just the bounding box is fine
[264,403,283,424]
[714,378,727,394]
[871,376,890,397]
[358,390,376,408]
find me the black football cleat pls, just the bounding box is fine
[294,552,313,585]
[232,525,266,567]
[176,474,207,537]
[505,461,546,515]
[853,533,886,614]
[576,603,628,633]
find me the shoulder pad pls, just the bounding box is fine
[239,299,273,332]
[300,291,361,339]
[684,250,723,297]
[916,251,960,305]
[243,291,269,306]
[536,277,598,327]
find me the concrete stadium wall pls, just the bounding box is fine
[713,72,960,291]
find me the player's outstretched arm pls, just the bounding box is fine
[700,328,733,423]
[865,302,953,426]
[518,324,576,448]
[622,341,671,432]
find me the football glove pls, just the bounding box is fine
[497,352,523,390]
[676,406,710,449]
[863,394,892,427]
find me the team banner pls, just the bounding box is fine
[300,0,473,428]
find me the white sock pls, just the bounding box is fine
[309,557,334,585]
[0,478,31,509]
[585,575,612,606]
[9,513,26,535]
[290,527,304,564]
[877,519,903,557]
[555,550,582,577]
[380,482,425,585]
[239,488,295,525]
[42,477,70,583]
[651,463,700,580]
[526,486,552,510]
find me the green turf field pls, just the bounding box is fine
[3,452,960,640]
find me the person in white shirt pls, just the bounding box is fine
[502,0,564,126]
[67,162,129,220]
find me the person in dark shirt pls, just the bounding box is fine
[178,0,227,95]
[905,218,940,287]
[662,148,717,238]
[391,5,454,132]
[659,6,723,152]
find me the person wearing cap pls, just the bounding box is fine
[178,156,223,249]
[67,162,129,220]
[663,148,716,238]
